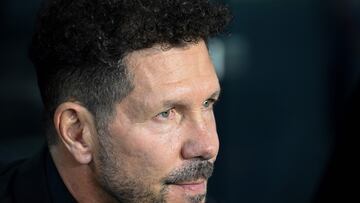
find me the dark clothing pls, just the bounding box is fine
[0,147,76,203]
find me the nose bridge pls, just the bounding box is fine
[192,110,208,133]
[181,110,219,160]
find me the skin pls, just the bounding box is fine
[50,40,220,203]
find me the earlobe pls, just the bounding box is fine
[54,102,94,164]
[69,141,93,164]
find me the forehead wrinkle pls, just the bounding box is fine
[127,43,211,85]
[130,63,220,111]
[155,78,220,108]
[137,61,215,94]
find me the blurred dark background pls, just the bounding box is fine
[0,0,359,202]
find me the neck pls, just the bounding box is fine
[49,144,117,203]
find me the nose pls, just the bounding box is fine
[181,115,219,161]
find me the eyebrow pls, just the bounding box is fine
[161,89,222,108]
[210,89,221,100]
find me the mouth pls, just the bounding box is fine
[170,180,207,193]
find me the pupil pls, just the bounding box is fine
[162,111,169,117]
[204,101,209,107]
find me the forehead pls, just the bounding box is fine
[125,41,219,95]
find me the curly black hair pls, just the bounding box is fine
[29,0,231,145]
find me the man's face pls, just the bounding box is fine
[95,41,220,203]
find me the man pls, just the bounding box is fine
[0,0,231,202]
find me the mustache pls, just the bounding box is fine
[163,161,214,184]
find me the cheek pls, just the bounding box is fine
[110,123,183,179]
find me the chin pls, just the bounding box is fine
[167,194,206,203]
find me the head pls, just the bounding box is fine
[29,0,231,202]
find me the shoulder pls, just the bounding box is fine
[0,147,51,203]
[0,159,27,203]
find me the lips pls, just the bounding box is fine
[172,180,206,192]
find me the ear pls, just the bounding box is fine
[53,102,96,164]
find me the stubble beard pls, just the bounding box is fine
[95,132,167,203]
[93,127,214,203]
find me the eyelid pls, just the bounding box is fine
[209,97,219,103]
[204,98,219,109]
[157,107,171,115]
[154,107,175,121]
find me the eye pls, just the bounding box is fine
[203,100,211,108]
[155,108,175,121]
[203,99,217,109]
[159,110,170,118]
